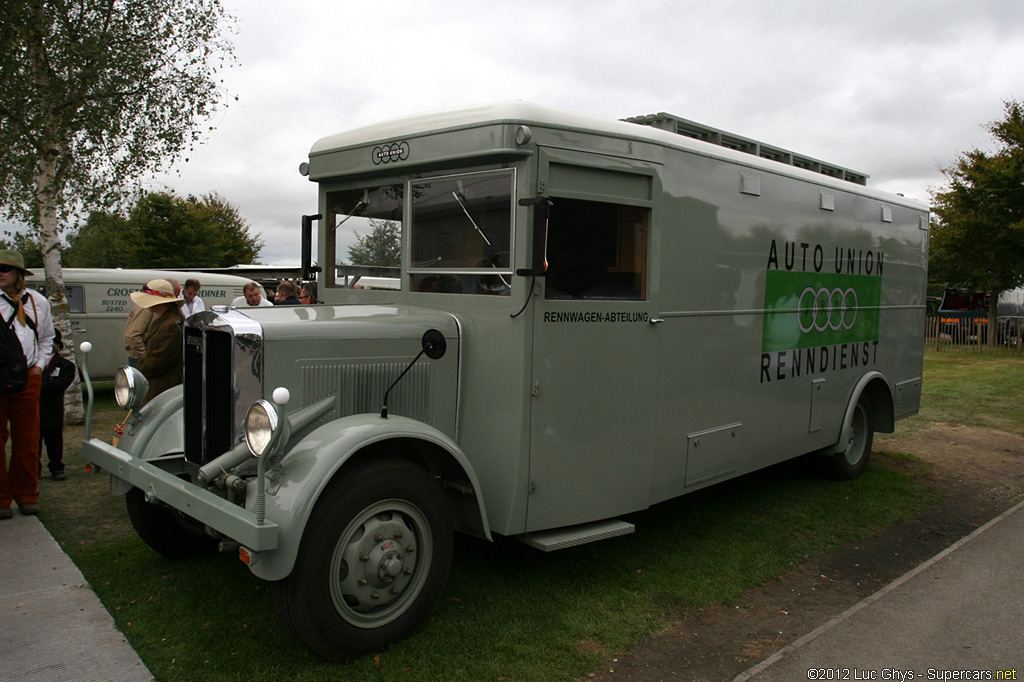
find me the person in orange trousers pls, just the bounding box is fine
[0,250,56,519]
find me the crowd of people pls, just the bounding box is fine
[0,249,318,520]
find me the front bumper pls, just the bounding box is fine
[82,438,279,551]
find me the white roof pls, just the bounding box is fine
[309,101,646,156]
[309,101,927,211]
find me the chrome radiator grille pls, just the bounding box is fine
[183,312,263,466]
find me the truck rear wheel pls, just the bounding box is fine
[125,488,217,559]
[273,458,454,661]
[833,397,874,480]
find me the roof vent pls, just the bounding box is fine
[623,112,868,186]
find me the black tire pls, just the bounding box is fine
[125,487,218,559]
[272,458,454,661]
[833,397,874,480]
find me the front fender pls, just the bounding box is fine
[109,386,185,495]
[247,413,491,581]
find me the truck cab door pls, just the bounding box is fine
[526,149,659,531]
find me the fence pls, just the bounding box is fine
[925,315,1024,355]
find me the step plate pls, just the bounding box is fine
[519,519,635,552]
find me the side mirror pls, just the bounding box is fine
[516,197,551,277]
[301,214,322,281]
[380,329,448,419]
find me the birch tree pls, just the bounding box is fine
[0,0,236,418]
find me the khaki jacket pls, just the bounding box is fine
[123,306,155,361]
[135,310,183,404]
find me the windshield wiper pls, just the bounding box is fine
[451,189,511,288]
[331,198,368,231]
[451,191,491,246]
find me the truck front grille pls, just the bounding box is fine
[184,312,264,466]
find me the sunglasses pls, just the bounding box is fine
[0,265,15,273]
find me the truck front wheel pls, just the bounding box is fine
[273,458,454,661]
[125,488,218,559]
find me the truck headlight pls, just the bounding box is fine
[113,366,149,411]
[245,400,279,457]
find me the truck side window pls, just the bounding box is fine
[327,185,403,290]
[409,169,514,295]
[545,198,648,300]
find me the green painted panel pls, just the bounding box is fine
[762,270,882,352]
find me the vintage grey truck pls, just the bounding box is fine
[80,101,928,660]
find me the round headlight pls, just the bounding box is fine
[113,366,148,410]
[245,400,279,457]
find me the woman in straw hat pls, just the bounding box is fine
[0,250,55,519]
[130,279,186,405]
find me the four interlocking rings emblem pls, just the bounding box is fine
[797,286,858,333]
[372,141,410,165]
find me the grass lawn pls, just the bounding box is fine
[38,350,1018,682]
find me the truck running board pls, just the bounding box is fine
[519,519,635,552]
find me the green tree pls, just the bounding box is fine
[62,211,132,268]
[126,192,203,267]
[346,219,401,269]
[64,191,262,268]
[0,1,236,419]
[930,100,1024,344]
[189,192,264,266]
[0,230,44,268]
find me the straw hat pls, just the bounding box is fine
[0,250,33,276]
[130,279,186,309]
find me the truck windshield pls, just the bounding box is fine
[326,169,515,294]
[409,168,514,295]
[327,185,404,289]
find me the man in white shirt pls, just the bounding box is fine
[181,278,205,317]
[0,250,55,518]
[230,281,273,308]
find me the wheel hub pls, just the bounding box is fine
[844,405,867,465]
[337,513,418,613]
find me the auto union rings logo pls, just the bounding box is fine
[372,141,410,165]
[798,286,858,333]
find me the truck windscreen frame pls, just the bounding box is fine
[325,168,516,295]
[408,168,515,296]
[326,184,404,290]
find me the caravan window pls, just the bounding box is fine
[545,198,648,300]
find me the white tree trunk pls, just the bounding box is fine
[29,19,85,426]
[35,137,85,425]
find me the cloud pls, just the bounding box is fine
[6,0,1024,263]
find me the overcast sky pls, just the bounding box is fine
[17,0,1024,265]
